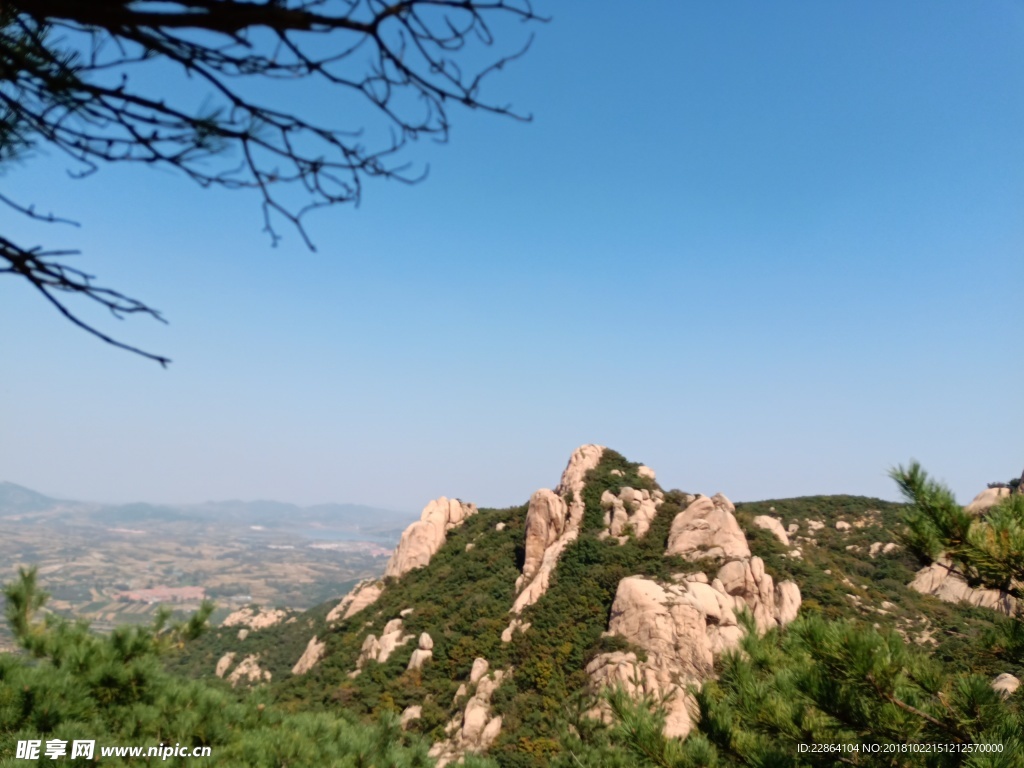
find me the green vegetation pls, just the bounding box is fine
[734,494,1018,678]
[0,567,481,767]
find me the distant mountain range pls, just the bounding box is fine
[0,481,416,535]
[0,481,64,514]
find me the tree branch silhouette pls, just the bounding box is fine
[1,0,543,363]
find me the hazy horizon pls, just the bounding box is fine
[2,448,1012,514]
[0,480,418,517]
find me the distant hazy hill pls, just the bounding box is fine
[0,481,65,514]
[0,482,415,534]
[92,502,195,524]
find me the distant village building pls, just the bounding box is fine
[114,586,206,604]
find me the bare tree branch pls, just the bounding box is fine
[1,0,543,363]
[0,234,171,366]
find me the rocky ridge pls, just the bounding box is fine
[322,496,478,629]
[511,444,604,614]
[318,448,871,757]
[332,447,797,752]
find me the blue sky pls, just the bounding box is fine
[2,1,1022,513]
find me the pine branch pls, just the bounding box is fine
[864,673,961,742]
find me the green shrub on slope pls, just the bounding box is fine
[0,567,468,767]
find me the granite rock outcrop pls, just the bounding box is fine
[511,445,604,614]
[407,632,434,671]
[291,636,326,675]
[387,497,478,579]
[665,493,750,560]
[752,515,789,546]
[349,617,414,677]
[429,662,507,767]
[222,607,287,630]
[909,558,1019,616]
[217,653,271,686]
[991,673,1020,699]
[965,487,1011,515]
[327,579,384,623]
[325,496,477,629]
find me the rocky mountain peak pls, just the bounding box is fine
[386,496,478,579]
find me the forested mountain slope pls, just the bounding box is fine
[164,446,1023,767]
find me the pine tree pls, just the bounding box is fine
[894,462,1024,598]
